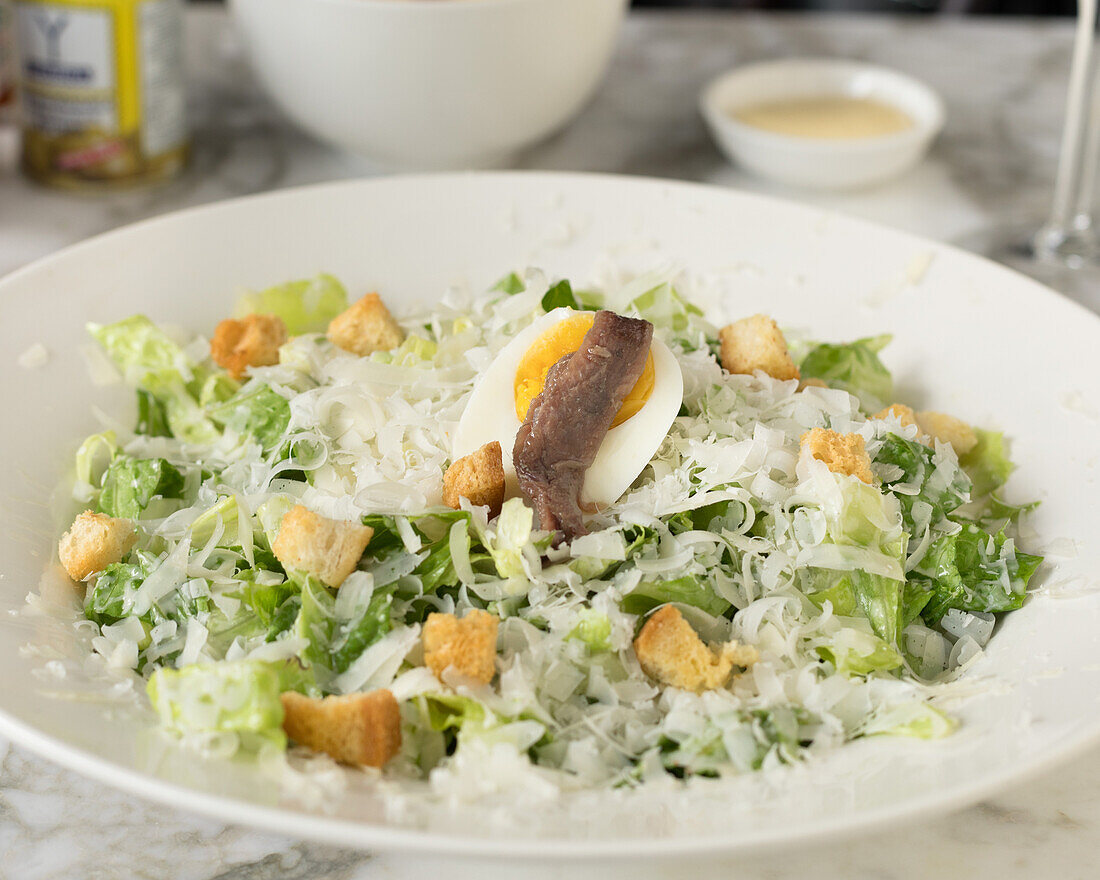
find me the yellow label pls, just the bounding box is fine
[16,0,187,186]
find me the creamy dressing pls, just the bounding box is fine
[734,96,913,139]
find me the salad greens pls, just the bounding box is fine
[60,268,1041,793]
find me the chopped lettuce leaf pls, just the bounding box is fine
[294,576,394,675]
[143,373,221,444]
[88,315,190,385]
[960,429,1014,498]
[863,702,956,739]
[209,385,291,453]
[89,316,223,442]
[369,334,438,367]
[626,282,705,335]
[911,523,1042,623]
[85,551,157,627]
[189,496,240,547]
[486,498,534,579]
[815,480,908,644]
[74,431,118,489]
[135,389,172,437]
[621,574,731,618]
[968,495,1040,531]
[567,610,612,653]
[492,272,525,295]
[876,433,970,526]
[234,274,348,335]
[147,660,294,752]
[800,335,893,411]
[541,279,582,312]
[231,574,295,629]
[197,372,239,408]
[419,692,490,735]
[818,626,903,675]
[98,455,185,519]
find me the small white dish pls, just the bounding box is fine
[700,59,945,190]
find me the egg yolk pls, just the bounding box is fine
[513,314,655,427]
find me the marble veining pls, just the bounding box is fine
[1,8,1098,879]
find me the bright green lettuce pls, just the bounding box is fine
[369,334,438,366]
[541,279,584,312]
[960,429,1014,498]
[189,495,240,547]
[875,433,970,532]
[234,274,348,335]
[800,335,893,411]
[817,625,903,676]
[84,551,158,627]
[911,523,1042,623]
[567,610,613,653]
[98,455,185,519]
[814,480,908,645]
[209,385,291,453]
[89,316,221,443]
[146,660,305,752]
[135,390,172,437]
[485,498,534,579]
[626,282,706,336]
[621,574,731,618]
[492,272,525,295]
[89,315,189,384]
[294,576,395,675]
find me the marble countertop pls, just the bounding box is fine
[2,7,1098,879]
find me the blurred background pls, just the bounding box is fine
[185,0,1077,15]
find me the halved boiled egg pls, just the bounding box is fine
[452,307,684,508]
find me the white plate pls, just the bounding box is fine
[1,173,1099,860]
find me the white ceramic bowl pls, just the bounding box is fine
[228,0,627,170]
[700,59,945,190]
[2,174,1099,859]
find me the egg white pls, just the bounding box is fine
[452,307,684,509]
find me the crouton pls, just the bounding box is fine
[800,427,874,484]
[422,609,499,684]
[443,441,505,518]
[874,403,919,429]
[58,511,137,582]
[799,377,829,391]
[281,689,401,767]
[210,313,287,379]
[327,293,405,356]
[915,410,978,456]
[272,505,373,588]
[718,315,800,381]
[634,605,757,692]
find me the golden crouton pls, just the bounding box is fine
[800,427,874,484]
[422,609,499,684]
[915,410,978,456]
[442,441,505,518]
[210,313,288,379]
[718,315,800,381]
[272,505,373,588]
[281,689,401,767]
[874,403,919,429]
[58,511,137,582]
[799,377,829,391]
[327,293,405,356]
[634,605,757,692]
